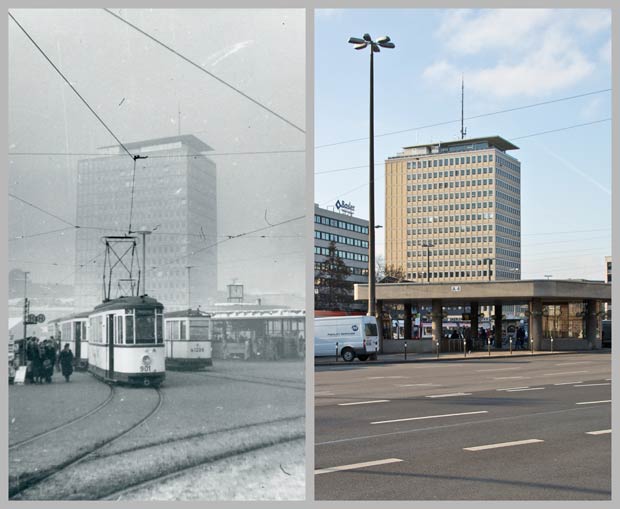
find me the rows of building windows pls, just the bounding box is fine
[405,153,494,169]
[496,247,520,258]
[314,214,369,235]
[407,179,494,191]
[406,247,494,256]
[407,190,494,203]
[496,201,519,216]
[405,213,495,227]
[496,235,520,248]
[408,271,492,279]
[496,224,520,238]
[496,190,520,206]
[408,204,494,223]
[496,179,519,196]
[496,213,520,227]
[315,230,369,249]
[406,236,494,252]
[497,156,520,173]
[496,167,520,184]
[315,261,368,277]
[407,258,496,268]
[407,167,495,179]
[408,224,494,236]
[314,246,369,262]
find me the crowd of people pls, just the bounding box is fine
[22,337,74,384]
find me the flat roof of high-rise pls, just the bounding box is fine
[99,134,213,153]
[402,135,519,153]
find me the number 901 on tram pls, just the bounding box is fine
[88,296,165,387]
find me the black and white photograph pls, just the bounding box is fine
[8,8,305,501]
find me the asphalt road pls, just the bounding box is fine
[315,351,611,500]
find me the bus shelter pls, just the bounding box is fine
[354,279,610,353]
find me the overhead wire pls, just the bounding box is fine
[102,8,305,134]
[315,88,611,149]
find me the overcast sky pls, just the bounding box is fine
[8,8,305,301]
[315,8,611,280]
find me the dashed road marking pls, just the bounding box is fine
[338,400,390,406]
[555,362,590,366]
[315,391,335,396]
[542,371,589,376]
[586,429,611,435]
[493,376,530,380]
[573,383,611,387]
[464,439,544,451]
[576,400,611,405]
[503,387,545,392]
[476,367,521,373]
[371,410,488,425]
[396,383,440,387]
[315,458,403,475]
[497,386,530,391]
[426,392,471,398]
[554,381,583,385]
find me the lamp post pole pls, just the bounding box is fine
[136,230,152,295]
[348,33,395,318]
[423,242,434,283]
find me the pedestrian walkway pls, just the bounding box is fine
[9,371,110,445]
[315,348,607,366]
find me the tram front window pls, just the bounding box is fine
[135,310,156,344]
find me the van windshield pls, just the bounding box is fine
[365,323,378,337]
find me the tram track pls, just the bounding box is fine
[9,384,116,451]
[102,433,305,501]
[9,386,164,500]
[186,370,305,391]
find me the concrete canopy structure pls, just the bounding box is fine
[355,279,611,352]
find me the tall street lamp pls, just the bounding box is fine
[422,242,434,283]
[348,33,395,317]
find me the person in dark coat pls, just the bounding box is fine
[31,339,43,384]
[59,343,74,382]
[43,341,56,383]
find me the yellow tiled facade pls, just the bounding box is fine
[385,137,521,283]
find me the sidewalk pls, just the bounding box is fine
[315,348,608,366]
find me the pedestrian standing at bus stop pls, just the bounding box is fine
[59,343,74,382]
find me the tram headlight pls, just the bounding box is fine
[142,355,152,366]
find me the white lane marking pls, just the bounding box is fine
[315,458,403,475]
[396,383,440,387]
[605,379,611,381]
[504,387,545,392]
[554,381,583,385]
[586,429,611,435]
[576,400,611,405]
[315,391,335,396]
[574,383,611,387]
[338,400,390,406]
[464,439,544,452]
[368,376,408,379]
[494,376,529,380]
[542,371,589,376]
[497,386,530,391]
[371,410,488,425]
[476,367,521,372]
[555,362,590,366]
[426,392,471,398]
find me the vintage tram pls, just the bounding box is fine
[51,311,90,369]
[164,309,213,370]
[88,295,166,387]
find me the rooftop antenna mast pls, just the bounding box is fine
[460,74,467,140]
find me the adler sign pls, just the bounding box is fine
[335,200,355,216]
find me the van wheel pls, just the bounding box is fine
[357,354,368,361]
[341,348,355,362]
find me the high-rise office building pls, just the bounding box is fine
[74,135,217,312]
[385,136,521,283]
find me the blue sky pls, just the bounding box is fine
[315,8,612,281]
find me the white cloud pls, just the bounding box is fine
[424,9,609,98]
[599,38,611,65]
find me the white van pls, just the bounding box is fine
[314,316,379,362]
